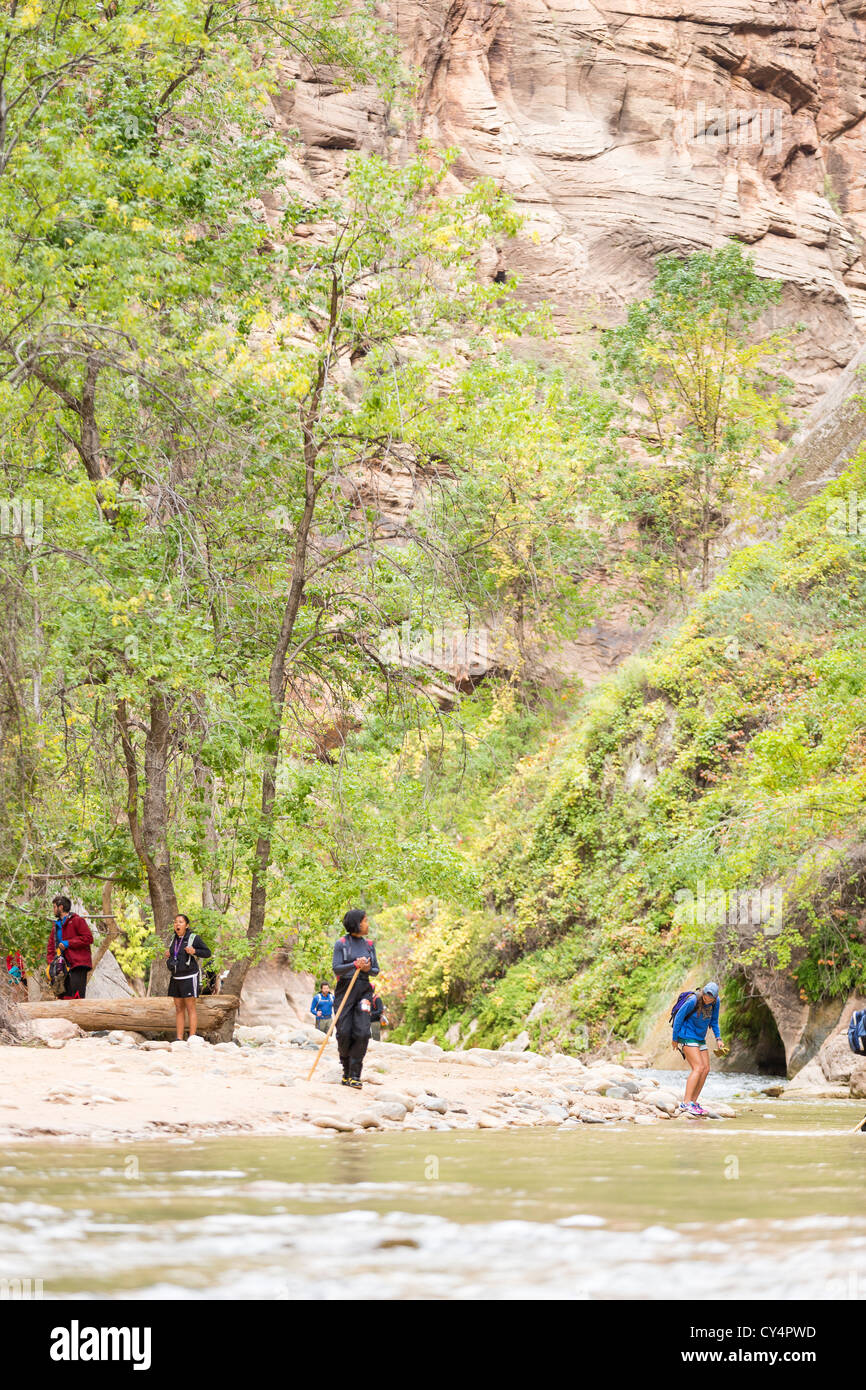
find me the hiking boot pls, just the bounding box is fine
[340,1077,354,1087]
[347,1078,362,1089]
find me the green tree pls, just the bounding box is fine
[601,242,796,591]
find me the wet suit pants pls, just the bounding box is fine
[335,986,372,1076]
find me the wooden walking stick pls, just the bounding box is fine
[307,967,361,1081]
[850,1113,866,1133]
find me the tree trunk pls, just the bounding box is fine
[21,995,239,1038]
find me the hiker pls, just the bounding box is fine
[370,990,386,1041]
[671,982,727,1115]
[332,908,379,1088]
[5,949,27,1000]
[47,896,93,999]
[165,914,212,1040]
[310,982,334,1033]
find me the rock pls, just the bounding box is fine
[141,1040,172,1052]
[237,952,314,1029]
[212,1042,239,1053]
[603,1085,630,1099]
[500,1031,530,1053]
[477,1112,502,1128]
[44,1039,66,1049]
[409,1041,442,1059]
[147,1063,173,1077]
[416,1095,448,1114]
[704,1103,736,1119]
[353,1111,384,1129]
[27,1018,82,1043]
[578,1111,609,1124]
[310,1114,355,1132]
[86,949,135,1000]
[849,1061,866,1099]
[444,1023,461,1047]
[186,1034,207,1048]
[457,1053,495,1068]
[632,1114,659,1125]
[541,1103,569,1121]
[785,1058,850,1097]
[377,1090,414,1111]
[233,1025,277,1046]
[371,1102,407,1122]
[818,1033,858,1084]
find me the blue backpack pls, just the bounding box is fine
[668,990,696,1029]
[847,1010,866,1056]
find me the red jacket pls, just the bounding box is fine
[47,914,93,971]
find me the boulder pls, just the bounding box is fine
[818,1032,859,1084]
[86,949,135,1001]
[311,1114,355,1132]
[849,1061,866,1099]
[27,1018,82,1043]
[237,951,315,1029]
[409,1041,442,1059]
[108,1030,144,1047]
[500,1031,530,1053]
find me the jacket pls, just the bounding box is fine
[672,993,721,1044]
[47,914,93,971]
[332,934,379,995]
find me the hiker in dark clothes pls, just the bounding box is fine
[332,909,379,1088]
[165,914,212,1040]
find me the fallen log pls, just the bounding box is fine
[20,996,239,1038]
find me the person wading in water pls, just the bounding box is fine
[165,914,212,1041]
[671,981,726,1116]
[332,909,379,1088]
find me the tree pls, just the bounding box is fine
[601,242,796,591]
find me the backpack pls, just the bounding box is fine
[48,955,69,997]
[668,990,697,1029]
[848,1009,866,1057]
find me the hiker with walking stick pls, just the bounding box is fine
[333,908,379,1089]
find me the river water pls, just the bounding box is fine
[2,1073,865,1300]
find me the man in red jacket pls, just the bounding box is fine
[47,895,93,999]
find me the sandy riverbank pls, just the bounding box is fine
[0,1023,740,1142]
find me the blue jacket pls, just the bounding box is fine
[673,993,721,1044]
[310,992,334,1019]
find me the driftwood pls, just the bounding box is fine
[20,995,239,1038]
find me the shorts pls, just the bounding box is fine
[676,1040,708,1056]
[168,974,200,999]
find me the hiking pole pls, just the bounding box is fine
[850,1113,866,1133]
[307,967,361,1081]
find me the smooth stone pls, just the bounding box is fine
[311,1114,355,1132]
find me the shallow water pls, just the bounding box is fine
[2,1083,865,1300]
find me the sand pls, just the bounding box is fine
[0,1030,705,1142]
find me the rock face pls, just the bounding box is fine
[283,0,866,407]
[237,952,316,1029]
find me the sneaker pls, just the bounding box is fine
[347,1078,362,1089]
[340,1077,353,1087]
[687,1102,706,1116]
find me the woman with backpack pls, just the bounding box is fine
[671,982,727,1116]
[165,914,212,1041]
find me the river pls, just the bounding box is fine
[2,1073,864,1300]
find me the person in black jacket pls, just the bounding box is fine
[165,914,212,1040]
[332,908,379,1088]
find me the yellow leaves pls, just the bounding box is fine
[130,218,152,234]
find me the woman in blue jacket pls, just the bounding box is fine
[672,982,727,1115]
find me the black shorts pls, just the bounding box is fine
[168,974,199,999]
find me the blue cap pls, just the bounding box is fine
[702,981,719,998]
